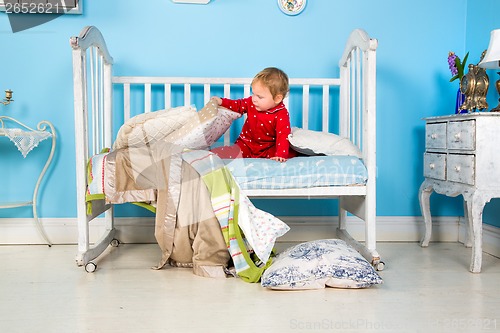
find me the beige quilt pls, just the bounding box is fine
[103,145,230,278]
[97,100,236,277]
[87,100,289,280]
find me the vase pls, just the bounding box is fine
[455,88,467,114]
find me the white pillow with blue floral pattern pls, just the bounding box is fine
[261,239,383,290]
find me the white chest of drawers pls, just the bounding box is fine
[419,112,500,273]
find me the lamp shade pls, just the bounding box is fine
[479,29,500,69]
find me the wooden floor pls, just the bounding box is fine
[1,242,499,333]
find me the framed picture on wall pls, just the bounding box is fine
[0,0,82,14]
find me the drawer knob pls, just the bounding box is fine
[429,163,435,170]
[454,133,461,141]
[455,165,461,172]
[431,134,437,139]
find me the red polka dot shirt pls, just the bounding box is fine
[221,96,295,159]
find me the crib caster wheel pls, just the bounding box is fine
[110,239,120,247]
[375,261,385,271]
[85,262,97,273]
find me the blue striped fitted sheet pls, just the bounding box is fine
[224,156,367,190]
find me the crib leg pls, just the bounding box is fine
[336,227,384,271]
[339,206,347,231]
[338,198,383,270]
[75,202,117,271]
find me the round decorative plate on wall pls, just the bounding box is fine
[277,0,307,15]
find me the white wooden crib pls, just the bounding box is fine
[70,26,381,273]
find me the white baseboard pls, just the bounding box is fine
[276,215,460,243]
[0,216,498,258]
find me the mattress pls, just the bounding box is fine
[86,153,368,201]
[224,156,368,190]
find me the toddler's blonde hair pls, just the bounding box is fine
[252,67,289,99]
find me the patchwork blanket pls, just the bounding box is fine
[182,150,290,282]
[86,100,289,282]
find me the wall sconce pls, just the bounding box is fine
[1,89,13,106]
[479,29,500,112]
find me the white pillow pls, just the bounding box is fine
[261,239,383,290]
[113,105,197,150]
[288,127,362,158]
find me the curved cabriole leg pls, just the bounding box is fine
[419,180,434,247]
[467,192,489,273]
[462,197,473,248]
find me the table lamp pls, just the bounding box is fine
[479,29,500,112]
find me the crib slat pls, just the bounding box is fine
[164,84,171,109]
[99,54,105,149]
[89,47,95,154]
[322,85,329,132]
[81,55,89,157]
[282,96,289,111]
[96,50,102,153]
[204,83,211,104]
[339,64,347,138]
[145,83,151,113]
[184,83,191,106]
[350,57,356,141]
[124,83,131,121]
[348,58,353,141]
[103,57,113,149]
[356,48,362,147]
[223,84,231,145]
[302,85,309,129]
[223,84,230,98]
[90,47,100,155]
[242,84,249,127]
[244,84,251,97]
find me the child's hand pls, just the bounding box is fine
[270,156,286,163]
[211,96,222,106]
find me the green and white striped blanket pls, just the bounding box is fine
[182,150,290,283]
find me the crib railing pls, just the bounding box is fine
[112,76,340,146]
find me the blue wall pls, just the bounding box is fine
[1,0,499,227]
